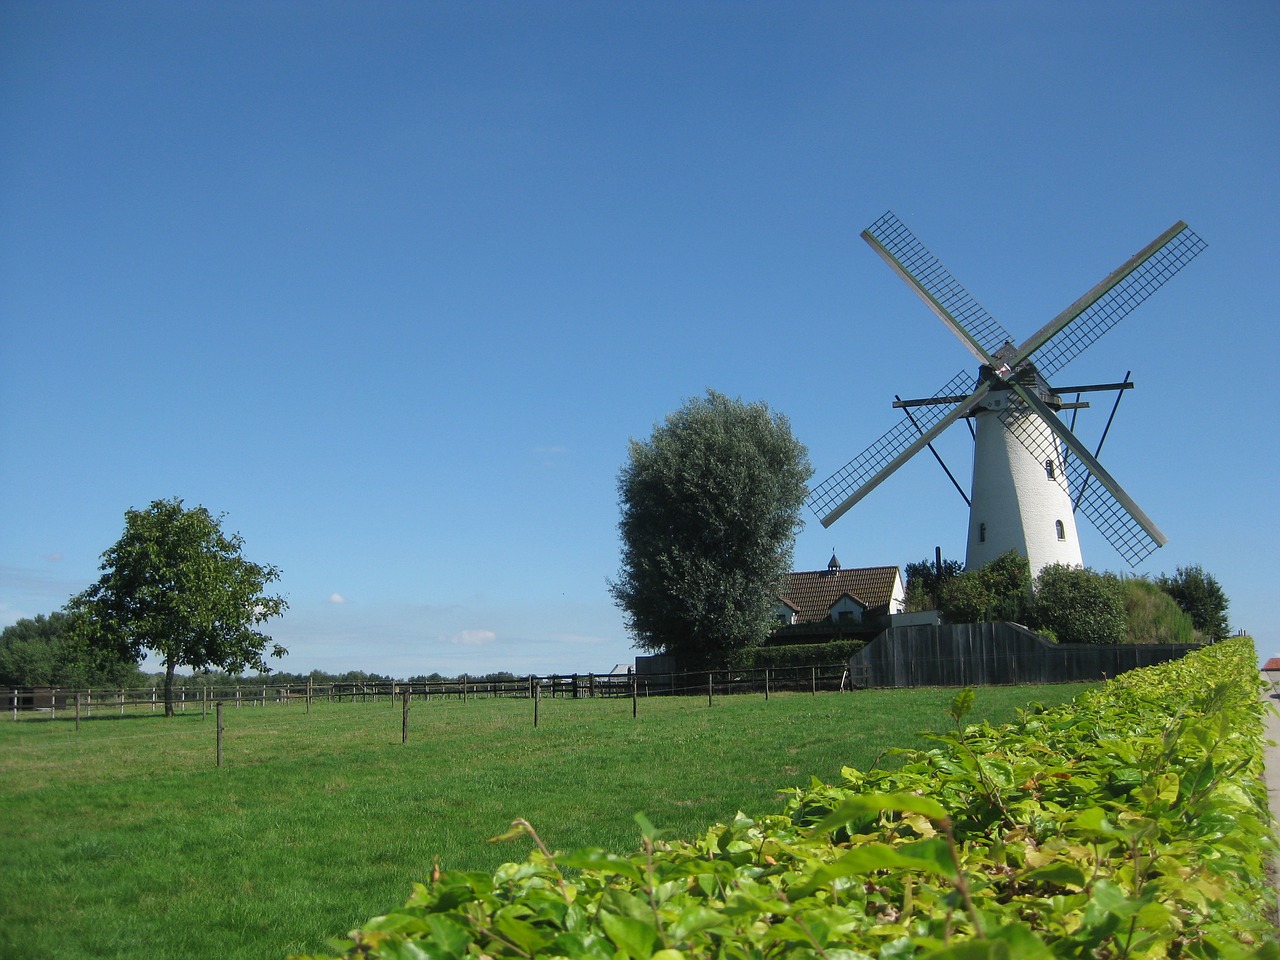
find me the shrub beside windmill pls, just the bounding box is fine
[810,211,1205,576]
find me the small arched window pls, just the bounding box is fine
[1045,459,1056,480]
[1055,519,1066,541]
[979,522,986,543]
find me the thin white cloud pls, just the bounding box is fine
[327,593,347,604]
[532,445,568,456]
[554,632,607,645]
[45,552,64,563]
[449,629,496,646]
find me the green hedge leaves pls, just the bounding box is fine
[299,639,1278,959]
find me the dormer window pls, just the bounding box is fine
[1055,519,1066,541]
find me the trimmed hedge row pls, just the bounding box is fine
[298,639,1277,959]
[746,639,866,670]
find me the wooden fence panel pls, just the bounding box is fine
[851,622,1199,687]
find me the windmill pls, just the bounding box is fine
[809,211,1205,575]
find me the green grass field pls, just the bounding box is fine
[0,684,1093,960]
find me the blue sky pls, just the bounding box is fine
[2,1,1276,677]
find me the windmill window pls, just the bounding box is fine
[979,522,986,543]
[1055,520,1066,541]
[1045,459,1056,479]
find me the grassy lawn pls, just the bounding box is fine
[0,684,1092,960]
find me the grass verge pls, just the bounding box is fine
[0,684,1091,960]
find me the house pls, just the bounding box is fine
[774,554,906,627]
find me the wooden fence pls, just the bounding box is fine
[6,663,862,719]
[851,621,1200,688]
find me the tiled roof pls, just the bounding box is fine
[1263,658,1280,672]
[779,565,901,623]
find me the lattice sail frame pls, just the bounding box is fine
[807,370,974,522]
[1032,226,1207,378]
[863,211,1014,361]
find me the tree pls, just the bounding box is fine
[0,612,145,688]
[938,551,1031,624]
[904,556,963,612]
[1031,564,1127,645]
[66,498,288,715]
[1157,565,1229,641]
[610,390,811,669]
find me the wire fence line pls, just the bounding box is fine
[7,663,865,721]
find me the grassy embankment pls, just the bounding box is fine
[0,683,1092,960]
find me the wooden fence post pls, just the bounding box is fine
[708,672,713,707]
[402,689,410,744]
[534,681,541,728]
[75,693,81,732]
[765,667,770,701]
[811,666,817,695]
[631,670,637,718]
[216,701,224,767]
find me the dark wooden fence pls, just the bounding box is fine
[851,622,1199,688]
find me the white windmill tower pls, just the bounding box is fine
[809,212,1205,575]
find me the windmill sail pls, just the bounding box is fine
[863,211,1013,364]
[1019,222,1206,378]
[809,370,980,527]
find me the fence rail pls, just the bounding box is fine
[6,663,863,719]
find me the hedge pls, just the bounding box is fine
[296,638,1277,959]
[745,639,866,670]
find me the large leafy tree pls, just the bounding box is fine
[1157,564,1230,641]
[66,498,288,715]
[610,390,811,669]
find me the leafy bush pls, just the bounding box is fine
[300,638,1274,959]
[1158,564,1230,641]
[1031,563,1127,645]
[939,550,1031,624]
[1125,577,1198,645]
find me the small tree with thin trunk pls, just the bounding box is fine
[66,498,287,715]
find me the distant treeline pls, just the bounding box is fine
[172,669,536,687]
[0,618,557,690]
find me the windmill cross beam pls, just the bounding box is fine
[810,211,1205,573]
